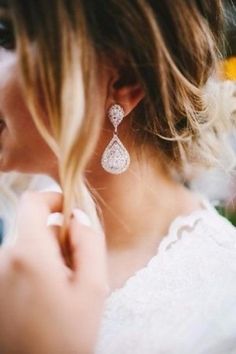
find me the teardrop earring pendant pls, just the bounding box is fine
[101,104,130,174]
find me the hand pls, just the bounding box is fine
[0,192,108,354]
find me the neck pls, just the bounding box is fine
[86,148,201,253]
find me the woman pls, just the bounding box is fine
[0,1,236,353]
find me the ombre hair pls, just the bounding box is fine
[5,0,234,238]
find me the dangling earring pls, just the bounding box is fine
[101,104,130,174]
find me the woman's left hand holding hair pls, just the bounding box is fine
[0,192,108,354]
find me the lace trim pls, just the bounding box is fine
[105,197,215,304]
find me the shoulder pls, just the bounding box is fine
[197,202,236,251]
[161,200,236,270]
[161,198,236,255]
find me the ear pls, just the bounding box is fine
[105,69,144,116]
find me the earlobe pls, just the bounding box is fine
[106,74,145,116]
[115,84,144,106]
[101,71,144,175]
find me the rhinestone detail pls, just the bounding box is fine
[108,104,125,130]
[101,134,130,174]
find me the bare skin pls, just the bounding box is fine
[0,8,202,293]
[0,5,211,354]
[86,138,201,291]
[0,192,108,354]
[84,74,202,291]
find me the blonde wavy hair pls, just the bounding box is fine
[6,0,235,242]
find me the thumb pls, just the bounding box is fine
[68,209,108,293]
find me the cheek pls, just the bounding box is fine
[0,53,56,174]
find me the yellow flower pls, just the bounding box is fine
[223,57,236,80]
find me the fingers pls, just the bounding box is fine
[69,210,108,295]
[4,192,108,294]
[15,191,63,246]
[8,191,65,272]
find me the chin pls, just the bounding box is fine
[0,155,39,175]
[0,147,58,179]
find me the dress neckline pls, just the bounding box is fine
[106,196,215,302]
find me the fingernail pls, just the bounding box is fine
[72,209,92,227]
[47,212,64,227]
[39,184,62,193]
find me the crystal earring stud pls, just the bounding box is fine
[101,104,130,174]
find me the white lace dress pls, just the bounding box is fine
[95,200,236,354]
